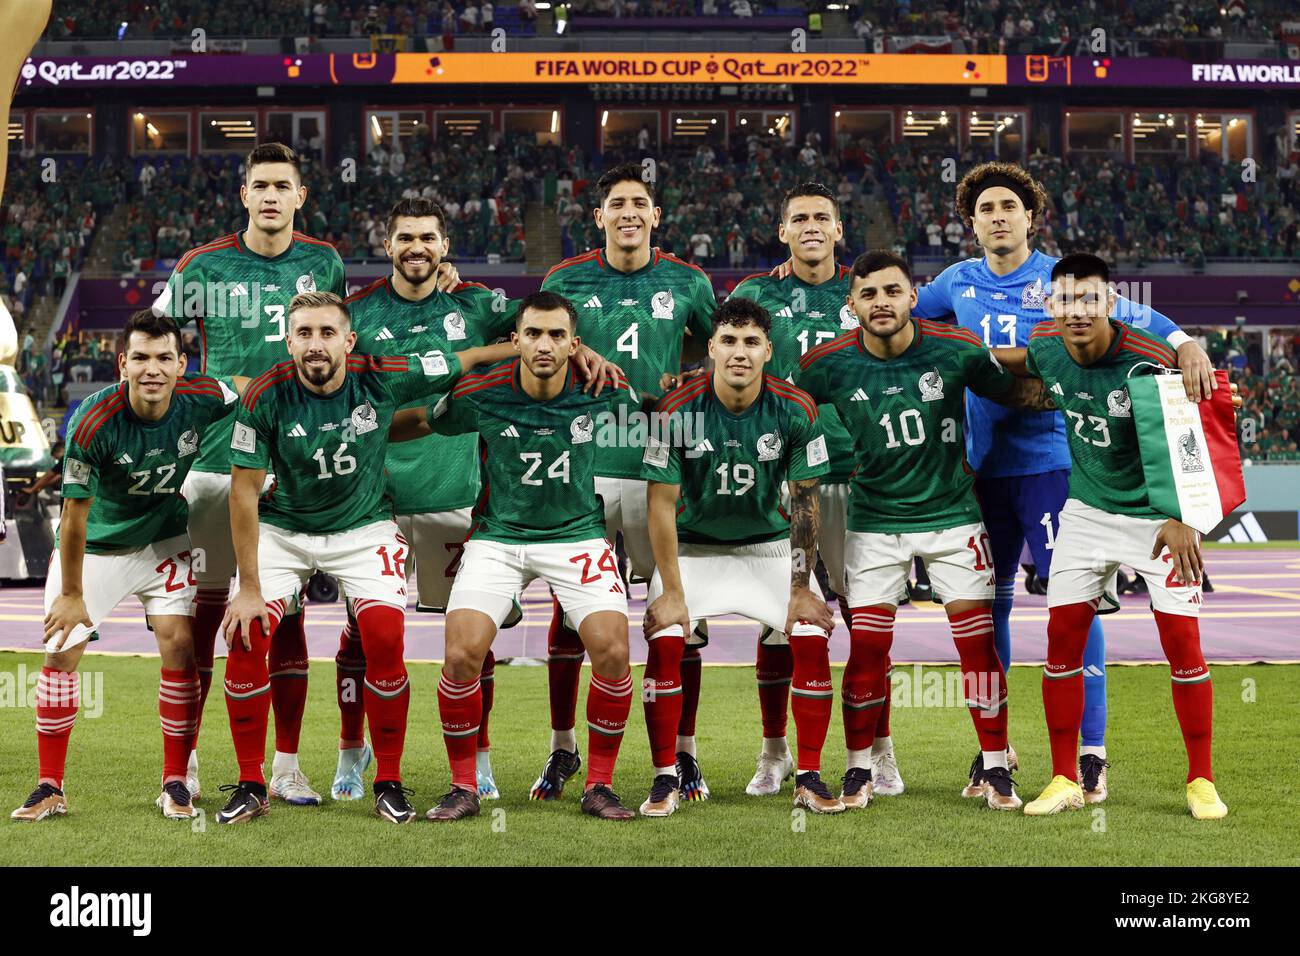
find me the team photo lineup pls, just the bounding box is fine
[1,0,1296,882]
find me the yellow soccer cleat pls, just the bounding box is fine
[1023,775,1084,816]
[1186,778,1228,820]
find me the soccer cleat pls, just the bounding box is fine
[960,752,987,798]
[426,787,481,822]
[529,749,582,800]
[908,581,934,604]
[270,768,322,806]
[1186,778,1228,820]
[580,784,636,821]
[11,783,67,822]
[639,774,682,817]
[373,780,417,824]
[1023,775,1085,816]
[745,749,795,796]
[215,783,269,825]
[870,748,904,796]
[675,751,710,801]
[476,751,500,800]
[1080,754,1109,804]
[982,766,1022,811]
[839,767,874,809]
[1007,743,1020,773]
[793,771,845,814]
[186,751,201,802]
[332,742,373,801]
[156,781,196,820]
[1202,573,1214,594]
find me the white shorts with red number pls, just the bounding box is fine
[844,521,997,608]
[645,538,829,647]
[396,506,473,611]
[595,477,655,581]
[253,520,409,610]
[43,533,196,652]
[181,469,275,589]
[447,537,629,630]
[1048,499,1203,617]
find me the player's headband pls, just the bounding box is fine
[970,174,1037,216]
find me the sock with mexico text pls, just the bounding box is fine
[36,667,79,788]
[1155,610,1214,782]
[843,606,894,764]
[191,587,227,745]
[586,669,633,787]
[478,650,496,752]
[335,615,366,749]
[1043,601,1096,781]
[159,667,200,783]
[224,599,284,785]
[438,673,481,790]
[789,632,833,773]
[356,600,409,782]
[269,609,309,756]
[546,595,585,739]
[948,606,1009,753]
[643,633,685,770]
[755,637,792,742]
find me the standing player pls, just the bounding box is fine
[909,161,1214,802]
[12,312,241,823]
[795,251,1050,810]
[730,182,904,798]
[152,143,347,807]
[639,297,837,816]
[1013,254,1227,820]
[531,163,717,801]
[216,291,514,825]
[396,292,645,822]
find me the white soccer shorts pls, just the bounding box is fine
[844,521,996,608]
[446,537,629,630]
[253,519,409,610]
[1047,499,1203,617]
[645,538,829,647]
[396,506,473,611]
[181,470,275,589]
[595,476,655,581]
[43,533,196,653]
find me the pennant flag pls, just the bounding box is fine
[1129,369,1246,535]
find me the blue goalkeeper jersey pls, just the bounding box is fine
[912,249,1184,478]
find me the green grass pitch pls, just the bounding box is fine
[2,651,1296,866]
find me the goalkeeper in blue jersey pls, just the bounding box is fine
[910,162,1215,804]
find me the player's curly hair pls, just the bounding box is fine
[712,295,772,336]
[955,161,1050,228]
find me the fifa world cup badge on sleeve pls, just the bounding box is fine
[806,434,828,467]
[231,421,257,454]
[64,457,90,486]
[643,435,670,468]
[1129,370,1246,534]
[420,351,449,376]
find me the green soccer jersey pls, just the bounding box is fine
[230,352,461,535]
[154,231,348,474]
[795,320,1016,534]
[729,265,858,483]
[426,360,641,544]
[541,248,716,479]
[61,375,240,554]
[640,373,830,545]
[348,277,518,515]
[1026,320,1177,518]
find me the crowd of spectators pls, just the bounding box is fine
[1209,327,1300,462]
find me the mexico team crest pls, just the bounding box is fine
[1178,429,1205,474]
[651,290,675,320]
[1107,388,1132,418]
[571,414,595,444]
[296,273,317,294]
[757,432,782,461]
[351,402,379,435]
[1021,278,1045,311]
[919,370,944,402]
[443,311,466,340]
[839,304,858,329]
[177,429,199,457]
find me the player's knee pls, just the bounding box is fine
[443,642,485,682]
[586,636,629,676]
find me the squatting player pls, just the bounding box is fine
[532,163,717,801]
[13,312,244,823]
[217,291,515,825]
[731,182,904,798]
[1012,255,1228,820]
[795,251,1052,810]
[640,297,837,817]
[910,161,1214,802]
[394,292,647,822]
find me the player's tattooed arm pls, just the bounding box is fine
[44,497,93,652]
[388,407,432,443]
[992,347,1030,376]
[1154,519,1203,586]
[992,375,1056,412]
[222,465,271,651]
[644,481,691,639]
[786,478,835,635]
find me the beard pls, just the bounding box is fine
[301,354,340,386]
[395,256,435,284]
[862,313,909,340]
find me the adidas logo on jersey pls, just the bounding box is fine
[288,423,308,438]
[374,327,395,341]
[115,453,133,465]
[583,295,603,309]
[850,388,870,401]
[1050,382,1064,396]
[776,306,794,318]
[500,425,520,438]
[962,286,976,298]
[694,439,715,452]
